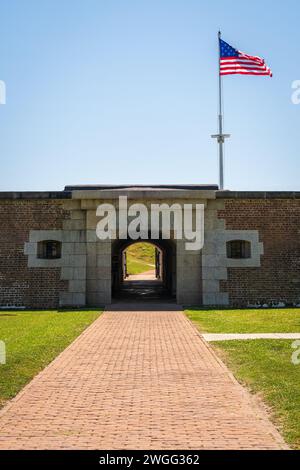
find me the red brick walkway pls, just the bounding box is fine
[0,310,287,449]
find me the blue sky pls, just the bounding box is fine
[0,0,299,191]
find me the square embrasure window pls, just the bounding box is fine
[37,240,62,259]
[226,240,251,259]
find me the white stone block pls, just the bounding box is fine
[73,268,86,280]
[69,280,86,293]
[60,267,74,280]
[86,230,98,242]
[206,200,225,211]
[202,240,226,256]
[87,254,97,267]
[203,280,220,293]
[97,280,111,292]
[72,293,86,306]
[86,267,111,280]
[63,200,81,211]
[59,292,73,306]
[28,257,63,268]
[177,254,201,267]
[73,243,86,255]
[202,267,227,280]
[86,279,99,292]
[62,230,85,243]
[97,255,111,268]
[62,243,74,255]
[69,255,86,267]
[63,220,86,231]
[96,242,111,254]
[214,292,229,305]
[70,210,85,220]
[29,230,62,243]
[202,254,226,267]
[202,293,217,305]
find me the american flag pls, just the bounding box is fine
[220,38,272,77]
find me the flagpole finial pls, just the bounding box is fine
[218,30,221,38]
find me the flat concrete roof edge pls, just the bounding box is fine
[0,190,299,200]
[0,191,72,200]
[64,184,219,191]
[216,191,300,199]
[71,189,217,200]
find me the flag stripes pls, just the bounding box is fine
[219,38,272,77]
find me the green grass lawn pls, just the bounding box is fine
[214,340,300,449]
[126,242,155,275]
[185,308,300,449]
[0,309,101,407]
[186,308,300,333]
[126,257,154,275]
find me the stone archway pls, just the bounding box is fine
[111,238,176,302]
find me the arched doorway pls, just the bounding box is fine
[111,238,176,302]
[123,242,161,281]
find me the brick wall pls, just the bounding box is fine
[218,199,300,307]
[0,200,70,308]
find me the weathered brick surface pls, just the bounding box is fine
[219,199,300,307]
[0,200,69,308]
[0,310,287,449]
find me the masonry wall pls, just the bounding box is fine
[0,193,299,309]
[0,199,70,308]
[218,198,300,307]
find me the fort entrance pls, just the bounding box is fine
[111,239,176,302]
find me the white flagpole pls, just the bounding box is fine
[211,31,230,190]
